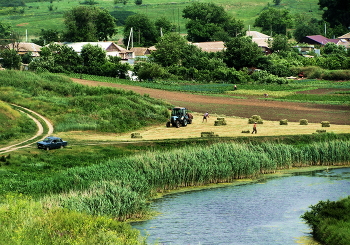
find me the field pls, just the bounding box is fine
[0,0,322,41]
[71,77,350,126]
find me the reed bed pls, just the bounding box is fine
[20,139,350,220]
[0,194,145,245]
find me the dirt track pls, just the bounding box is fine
[71,78,350,125]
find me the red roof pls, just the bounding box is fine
[304,35,339,45]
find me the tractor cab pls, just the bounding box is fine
[167,107,193,128]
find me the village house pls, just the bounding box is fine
[63,42,134,62]
[5,42,41,57]
[190,31,272,54]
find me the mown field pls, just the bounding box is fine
[0,0,322,41]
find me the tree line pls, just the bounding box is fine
[0,0,349,83]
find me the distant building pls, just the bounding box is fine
[190,31,272,54]
[300,35,339,46]
[5,42,41,57]
[63,42,134,61]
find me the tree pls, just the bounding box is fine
[183,2,244,42]
[135,0,142,5]
[322,42,347,56]
[123,14,157,47]
[254,8,293,36]
[273,0,282,5]
[0,22,14,46]
[318,0,350,30]
[293,19,322,43]
[224,36,264,69]
[32,29,61,46]
[151,32,188,67]
[0,49,21,69]
[269,34,290,52]
[155,17,174,37]
[63,6,117,42]
[80,43,107,68]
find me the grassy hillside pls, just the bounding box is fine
[0,0,322,42]
[0,70,170,133]
[0,100,37,144]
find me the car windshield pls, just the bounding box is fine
[43,138,52,142]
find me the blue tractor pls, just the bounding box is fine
[166,107,193,128]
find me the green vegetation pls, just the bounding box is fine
[0,194,145,245]
[0,134,349,243]
[0,100,37,144]
[301,196,350,245]
[0,0,322,40]
[0,70,169,133]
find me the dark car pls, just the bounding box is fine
[37,136,68,150]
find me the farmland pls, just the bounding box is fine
[0,68,349,243]
[0,0,322,41]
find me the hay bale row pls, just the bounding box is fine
[201,132,219,137]
[241,130,250,133]
[131,132,142,138]
[316,129,327,133]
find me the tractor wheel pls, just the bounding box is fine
[166,121,171,127]
[182,119,188,127]
[175,120,180,128]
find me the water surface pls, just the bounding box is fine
[132,167,350,245]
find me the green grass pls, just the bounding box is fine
[0,70,170,133]
[0,0,323,41]
[0,101,37,145]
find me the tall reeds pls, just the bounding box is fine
[21,139,350,220]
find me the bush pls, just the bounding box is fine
[321,70,350,80]
[299,119,308,125]
[250,70,288,84]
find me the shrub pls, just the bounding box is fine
[280,119,288,125]
[299,119,308,125]
[321,121,330,127]
[250,70,288,84]
[321,70,350,80]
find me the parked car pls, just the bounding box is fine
[37,136,68,150]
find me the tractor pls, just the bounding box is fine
[166,107,193,128]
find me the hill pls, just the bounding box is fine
[0,0,322,42]
[0,100,37,144]
[0,70,170,134]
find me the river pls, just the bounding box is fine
[131,167,350,245]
